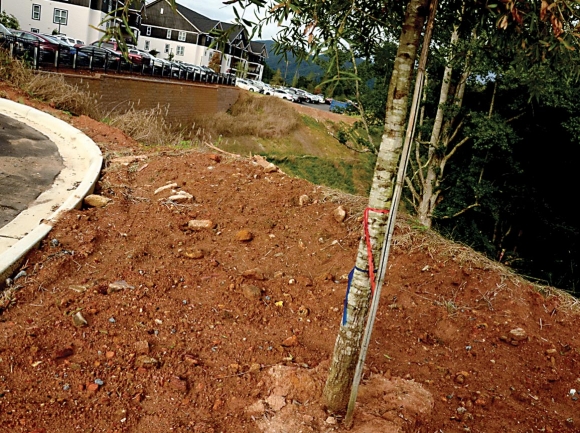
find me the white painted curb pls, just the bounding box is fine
[0,98,103,284]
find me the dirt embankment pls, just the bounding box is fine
[0,86,579,433]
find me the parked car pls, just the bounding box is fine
[312,93,325,104]
[188,64,207,80]
[235,78,261,92]
[55,35,84,48]
[0,24,12,38]
[90,40,149,66]
[17,31,71,64]
[0,24,13,49]
[261,83,275,95]
[248,79,272,94]
[200,65,218,81]
[272,88,297,101]
[285,88,307,103]
[302,90,324,104]
[41,34,84,59]
[167,61,192,78]
[76,45,121,69]
[151,56,173,72]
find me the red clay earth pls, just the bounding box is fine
[1,86,580,433]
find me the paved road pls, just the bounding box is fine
[0,114,63,229]
[302,101,331,112]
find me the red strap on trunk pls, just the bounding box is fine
[363,207,390,297]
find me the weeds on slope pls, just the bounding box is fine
[192,92,300,140]
[0,51,185,147]
[0,51,99,117]
[104,105,186,147]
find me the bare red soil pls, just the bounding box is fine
[1,90,580,433]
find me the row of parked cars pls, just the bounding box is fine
[235,78,325,104]
[0,25,233,84]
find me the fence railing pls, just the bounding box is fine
[1,35,236,86]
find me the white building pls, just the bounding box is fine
[138,0,266,80]
[1,0,266,79]
[0,0,142,44]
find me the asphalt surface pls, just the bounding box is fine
[302,101,331,112]
[0,113,63,229]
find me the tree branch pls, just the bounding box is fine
[437,202,479,219]
[405,176,422,204]
[444,135,470,163]
[446,118,464,146]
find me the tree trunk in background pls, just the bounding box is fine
[322,0,431,414]
[416,25,459,227]
[415,24,473,228]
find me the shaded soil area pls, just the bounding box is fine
[1,91,580,433]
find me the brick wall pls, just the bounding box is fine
[61,73,239,126]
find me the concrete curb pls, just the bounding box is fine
[0,98,103,284]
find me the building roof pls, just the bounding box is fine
[250,41,267,56]
[221,23,244,42]
[175,3,219,33]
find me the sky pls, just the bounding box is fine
[174,0,280,40]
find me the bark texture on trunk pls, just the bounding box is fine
[322,0,430,414]
[416,26,459,227]
[415,25,473,228]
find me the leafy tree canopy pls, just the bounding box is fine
[0,11,19,29]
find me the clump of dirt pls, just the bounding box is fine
[1,84,580,433]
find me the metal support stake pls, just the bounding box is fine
[343,0,439,427]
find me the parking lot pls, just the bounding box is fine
[0,31,235,86]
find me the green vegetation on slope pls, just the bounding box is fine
[192,94,375,196]
[264,154,375,195]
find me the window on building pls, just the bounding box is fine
[31,28,40,33]
[176,46,184,56]
[166,29,172,39]
[178,31,186,42]
[164,44,170,54]
[32,4,41,20]
[146,26,151,36]
[144,41,150,50]
[53,9,68,26]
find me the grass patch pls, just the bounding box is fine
[265,154,375,195]
[300,114,326,132]
[0,51,99,117]
[106,106,186,147]
[0,49,32,88]
[25,73,101,118]
[191,92,300,140]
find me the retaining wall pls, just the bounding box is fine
[62,73,239,125]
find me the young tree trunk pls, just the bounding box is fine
[416,26,459,227]
[322,0,431,414]
[415,25,473,228]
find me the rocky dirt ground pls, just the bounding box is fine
[1,86,580,433]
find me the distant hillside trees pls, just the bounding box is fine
[269,69,285,86]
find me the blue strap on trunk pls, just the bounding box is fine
[342,266,368,325]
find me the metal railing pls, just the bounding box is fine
[0,35,237,86]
